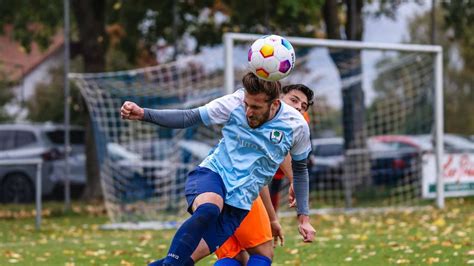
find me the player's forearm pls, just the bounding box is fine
[259,186,278,222]
[292,158,309,216]
[142,108,203,128]
[280,154,293,182]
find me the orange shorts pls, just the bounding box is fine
[215,196,272,259]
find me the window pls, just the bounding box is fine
[45,129,85,144]
[314,144,343,156]
[0,131,15,151]
[15,130,37,148]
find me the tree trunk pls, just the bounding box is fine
[72,0,107,200]
[323,0,370,206]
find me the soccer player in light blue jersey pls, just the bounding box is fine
[121,72,316,266]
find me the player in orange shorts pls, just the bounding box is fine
[213,84,314,265]
[214,191,277,265]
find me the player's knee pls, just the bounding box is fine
[234,251,250,264]
[248,241,274,260]
[267,249,274,260]
[194,203,220,224]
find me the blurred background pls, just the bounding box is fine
[0,0,473,219]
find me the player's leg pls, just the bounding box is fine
[223,196,274,265]
[201,203,248,254]
[160,167,226,265]
[247,254,272,266]
[213,233,245,265]
[166,203,246,266]
[149,238,214,266]
[161,195,222,265]
[214,257,243,266]
[246,241,273,265]
[233,251,250,264]
[190,239,212,262]
[213,198,276,266]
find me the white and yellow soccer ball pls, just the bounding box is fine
[248,34,296,81]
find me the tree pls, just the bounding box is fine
[404,2,474,134]
[0,0,244,199]
[441,2,474,134]
[26,66,86,125]
[0,79,14,122]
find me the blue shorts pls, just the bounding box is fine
[185,166,249,253]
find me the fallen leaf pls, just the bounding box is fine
[433,218,446,227]
[120,259,134,266]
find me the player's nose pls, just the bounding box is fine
[246,108,253,117]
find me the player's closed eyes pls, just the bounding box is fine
[244,102,262,111]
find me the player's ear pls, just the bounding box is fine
[271,99,280,110]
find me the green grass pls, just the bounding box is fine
[1,198,473,265]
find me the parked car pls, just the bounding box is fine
[368,139,420,186]
[0,123,85,203]
[105,140,213,203]
[309,137,420,188]
[370,135,430,152]
[309,138,345,187]
[372,134,474,154]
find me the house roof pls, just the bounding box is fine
[0,25,64,81]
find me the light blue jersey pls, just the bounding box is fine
[198,89,311,210]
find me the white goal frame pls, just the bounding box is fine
[223,32,445,208]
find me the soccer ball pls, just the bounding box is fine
[248,34,295,81]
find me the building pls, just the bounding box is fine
[0,25,64,121]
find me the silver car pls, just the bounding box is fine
[0,123,85,203]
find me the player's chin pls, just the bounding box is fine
[248,120,262,128]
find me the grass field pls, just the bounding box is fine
[0,198,473,265]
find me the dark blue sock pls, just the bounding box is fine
[163,203,220,265]
[248,254,272,266]
[214,257,242,266]
[148,257,194,266]
[148,258,165,266]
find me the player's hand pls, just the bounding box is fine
[270,220,284,248]
[121,101,144,120]
[297,215,316,242]
[288,183,296,208]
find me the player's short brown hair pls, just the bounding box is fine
[281,84,314,107]
[242,72,281,102]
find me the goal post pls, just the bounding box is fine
[224,32,444,209]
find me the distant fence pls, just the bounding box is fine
[0,159,43,230]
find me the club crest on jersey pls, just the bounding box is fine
[270,130,283,144]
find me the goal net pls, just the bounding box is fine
[70,34,443,224]
[224,33,444,211]
[69,58,227,223]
